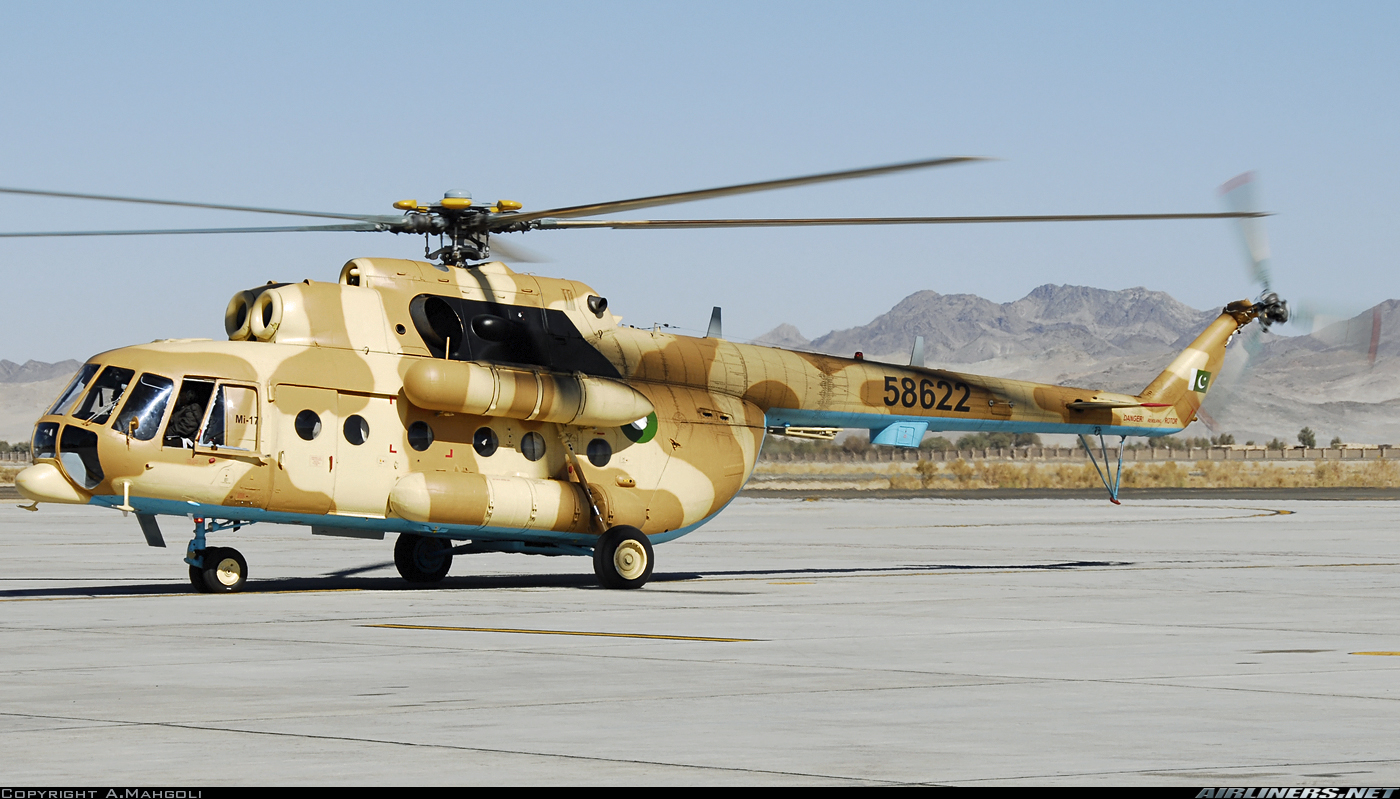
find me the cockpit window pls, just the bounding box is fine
[113,374,175,441]
[47,363,99,417]
[72,366,135,425]
[164,379,215,448]
[32,422,58,459]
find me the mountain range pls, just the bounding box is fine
[755,285,1400,445]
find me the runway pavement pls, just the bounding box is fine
[1,497,1398,785]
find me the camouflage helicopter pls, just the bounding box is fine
[2,157,1284,592]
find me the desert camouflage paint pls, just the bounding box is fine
[17,258,1261,552]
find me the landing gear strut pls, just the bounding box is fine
[593,526,654,589]
[395,534,453,584]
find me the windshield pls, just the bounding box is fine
[72,366,136,425]
[47,363,99,417]
[113,374,175,441]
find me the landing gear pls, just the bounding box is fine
[592,526,654,589]
[183,517,250,593]
[395,534,453,584]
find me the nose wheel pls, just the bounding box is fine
[189,547,248,593]
[593,526,654,589]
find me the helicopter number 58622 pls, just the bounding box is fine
[882,376,972,412]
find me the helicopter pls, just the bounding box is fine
[2,157,1286,592]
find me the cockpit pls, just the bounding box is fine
[34,362,258,492]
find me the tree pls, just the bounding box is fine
[920,435,954,451]
[1266,438,1287,451]
[1298,428,1316,448]
[1330,436,1344,449]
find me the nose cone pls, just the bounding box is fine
[15,462,91,505]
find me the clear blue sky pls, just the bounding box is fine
[1,1,1396,361]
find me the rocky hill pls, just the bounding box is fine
[0,361,81,445]
[755,285,1400,445]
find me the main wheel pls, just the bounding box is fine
[395,534,453,584]
[200,547,248,593]
[593,525,654,590]
[189,559,212,593]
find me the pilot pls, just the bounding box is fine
[164,386,206,448]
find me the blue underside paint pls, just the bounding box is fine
[89,493,725,553]
[765,409,1179,439]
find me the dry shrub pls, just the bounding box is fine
[1122,461,1187,489]
[947,458,975,485]
[914,459,940,487]
[889,474,923,490]
[979,461,1027,488]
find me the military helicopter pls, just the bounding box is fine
[2,157,1285,592]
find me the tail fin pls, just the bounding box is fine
[1137,301,1253,421]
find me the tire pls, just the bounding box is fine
[201,547,248,593]
[395,534,453,584]
[189,560,212,593]
[592,525,654,590]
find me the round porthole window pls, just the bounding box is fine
[344,415,369,446]
[408,421,434,451]
[587,438,612,467]
[521,431,546,462]
[295,410,322,441]
[472,427,498,457]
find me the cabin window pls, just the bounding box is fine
[72,366,135,425]
[408,421,434,451]
[587,438,612,467]
[294,410,322,442]
[472,427,498,457]
[344,415,369,446]
[521,431,546,462]
[48,363,99,417]
[113,374,174,441]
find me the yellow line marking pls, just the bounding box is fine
[365,623,755,642]
[1351,651,1400,656]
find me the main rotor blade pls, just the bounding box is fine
[531,212,1268,230]
[1219,172,1272,293]
[0,187,377,221]
[489,236,550,263]
[0,222,385,238]
[493,156,986,228]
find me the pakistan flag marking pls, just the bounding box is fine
[1191,369,1211,392]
